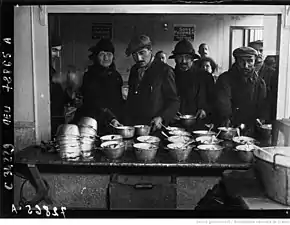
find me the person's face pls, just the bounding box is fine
[132,48,152,67]
[236,55,256,76]
[51,46,62,60]
[199,45,209,58]
[156,53,167,63]
[175,54,194,72]
[202,61,213,74]
[250,44,263,63]
[97,51,114,68]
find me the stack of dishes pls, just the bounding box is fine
[78,117,98,160]
[55,124,81,161]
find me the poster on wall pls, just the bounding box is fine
[92,23,112,39]
[173,24,196,41]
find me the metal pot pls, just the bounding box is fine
[197,144,224,163]
[56,124,80,137]
[133,143,158,161]
[114,126,135,139]
[217,127,238,140]
[179,114,197,127]
[134,125,151,136]
[100,134,123,143]
[78,117,98,131]
[235,145,255,163]
[253,146,290,206]
[137,135,161,146]
[166,143,193,161]
[100,141,125,159]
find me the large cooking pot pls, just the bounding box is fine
[253,146,290,206]
[179,114,197,127]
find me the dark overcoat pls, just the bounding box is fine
[124,60,180,126]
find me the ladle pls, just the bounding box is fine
[161,131,169,138]
[182,139,195,148]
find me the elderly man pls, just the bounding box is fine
[169,39,213,123]
[215,46,267,134]
[124,35,180,131]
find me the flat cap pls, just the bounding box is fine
[125,35,152,57]
[248,40,263,47]
[233,46,258,58]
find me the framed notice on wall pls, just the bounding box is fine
[173,24,195,41]
[92,23,112,39]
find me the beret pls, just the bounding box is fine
[125,35,152,57]
[233,46,258,58]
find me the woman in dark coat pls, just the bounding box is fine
[72,39,124,135]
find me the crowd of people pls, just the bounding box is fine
[49,34,279,137]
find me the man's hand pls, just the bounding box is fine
[196,109,207,119]
[111,119,122,127]
[151,117,163,132]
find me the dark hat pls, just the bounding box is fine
[233,46,258,58]
[248,40,263,47]
[51,36,62,47]
[88,38,115,55]
[169,39,199,59]
[125,35,152,57]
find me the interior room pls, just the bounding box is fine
[13,4,290,214]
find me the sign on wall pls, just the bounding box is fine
[173,24,196,41]
[92,23,112,39]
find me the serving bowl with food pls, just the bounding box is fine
[192,130,216,137]
[100,134,123,143]
[114,126,135,139]
[168,130,191,137]
[133,143,158,161]
[167,135,192,144]
[195,135,222,145]
[100,141,125,159]
[134,125,151,136]
[166,126,185,132]
[166,143,193,161]
[232,136,257,145]
[197,144,224,162]
[235,144,256,162]
[137,135,161,146]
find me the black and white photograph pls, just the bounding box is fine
[1,2,290,220]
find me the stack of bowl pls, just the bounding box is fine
[78,117,98,159]
[55,124,81,161]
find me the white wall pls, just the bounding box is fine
[57,14,264,82]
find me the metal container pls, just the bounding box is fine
[166,143,193,161]
[137,135,161,146]
[217,127,238,140]
[179,114,196,127]
[235,144,255,163]
[100,141,125,159]
[192,130,216,137]
[79,125,97,137]
[134,125,151,136]
[168,130,191,137]
[78,117,98,131]
[167,135,192,144]
[197,144,224,163]
[100,134,123,143]
[133,143,158,161]
[114,126,135,139]
[56,124,80,137]
[253,146,290,206]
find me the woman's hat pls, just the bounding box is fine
[88,38,115,55]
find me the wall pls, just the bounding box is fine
[14,6,36,151]
[57,14,264,82]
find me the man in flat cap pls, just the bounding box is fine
[124,34,180,131]
[215,46,268,135]
[169,39,215,125]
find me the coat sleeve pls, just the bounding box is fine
[123,67,135,124]
[158,67,180,124]
[256,78,268,121]
[215,73,232,123]
[197,72,210,114]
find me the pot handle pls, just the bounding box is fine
[134,183,154,189]
[273,153,290,169]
